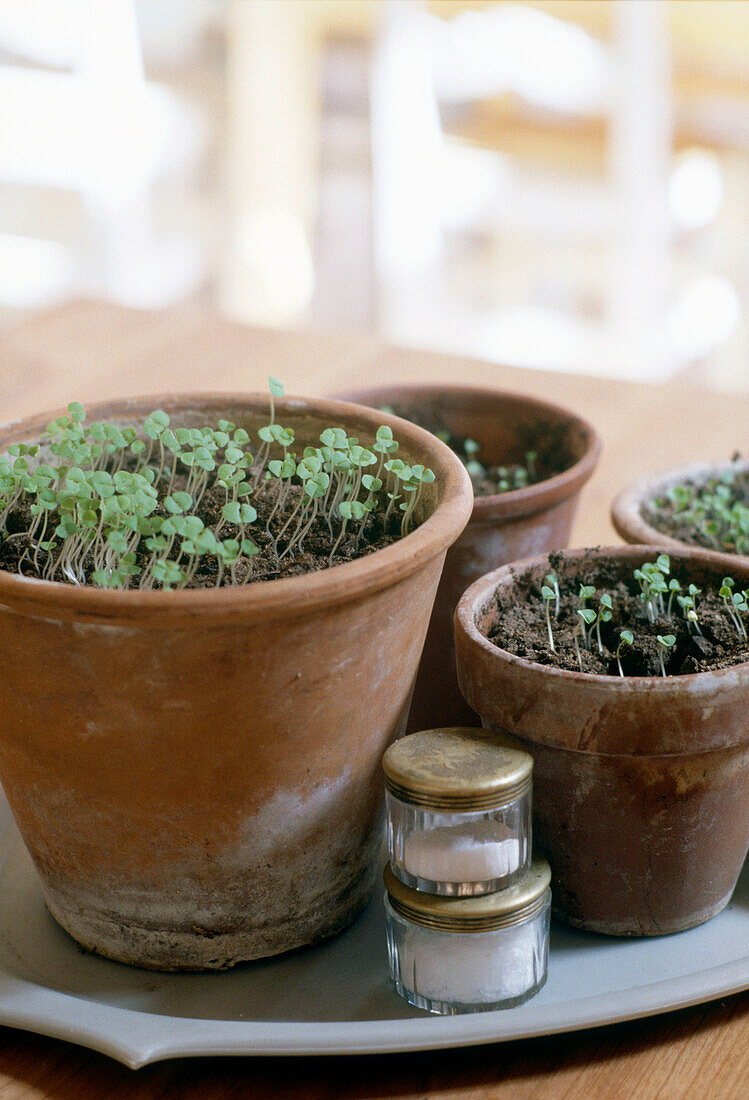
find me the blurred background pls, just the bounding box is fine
[0,0,747,391]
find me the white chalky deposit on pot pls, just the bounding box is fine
[39,765,379,970]
[240,769,354,853]
[402,821,521,883]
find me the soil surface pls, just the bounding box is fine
[487,551,749,677]
[380,402,575,497]
[0,464,405,589]
[644,462,748,557]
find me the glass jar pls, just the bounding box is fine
[384,857,551,1015]
[382,727,533,896]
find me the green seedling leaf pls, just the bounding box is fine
[164,494,187,515]
[107,530,129,554]
[339,501,366,521]
[222,501,241,525]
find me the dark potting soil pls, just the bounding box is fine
[644,462,749,557]
[487,552,749,677]
[0,470,404,589]
[380,402,576,498]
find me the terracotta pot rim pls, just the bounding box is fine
[455,543,749,691]
[611,460,749,569]
[331,383,602,522]
[0,391,473,623]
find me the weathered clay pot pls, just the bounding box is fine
[334,385,600,731]
[0,393,472,970]
[612,460,749,571]
[455,546,749,936]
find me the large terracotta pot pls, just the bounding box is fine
[455,546,749,936]
[0,393,472,970]
[334,385,600,731]
[612,460,749,571]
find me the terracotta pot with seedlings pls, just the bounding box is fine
[612,458,749,571]
[334,385,601,731]
[454,545,749,936]
[0,390,472,970]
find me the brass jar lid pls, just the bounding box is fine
[384,856,551,932]
[382,727,533,811]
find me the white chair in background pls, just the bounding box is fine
[0,0,204,309]
[370,1,686,381]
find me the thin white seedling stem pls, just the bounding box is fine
[573,623,583,670]
[328,517,349,564]
[545,599,555,653]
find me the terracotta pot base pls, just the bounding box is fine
[554,889,734,938]
[481,726,748,936]
[43,865,376,971]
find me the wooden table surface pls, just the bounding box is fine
[0,300,747,1098]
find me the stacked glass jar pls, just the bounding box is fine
[382,727,551,1015]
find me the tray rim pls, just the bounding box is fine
[0,954,746,1069]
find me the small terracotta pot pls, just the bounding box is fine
[455,546,749,936]
[0,393,472,970]
[334,385,600,732]
[612,460,749,571]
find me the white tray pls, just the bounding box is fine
[0,793,746,1070]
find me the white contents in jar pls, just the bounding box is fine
[402,819,521,883]
[398,919,544,1005]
